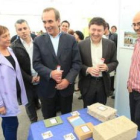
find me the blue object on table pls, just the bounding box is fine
[28,108,140,140]
[68,116,85,127]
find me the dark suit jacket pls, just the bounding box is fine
[109,32,118,47]
[78,38,118,97]
[33,32,81,98]
[11,35,37,97]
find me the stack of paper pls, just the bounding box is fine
[87,103,117,122]
[67,115,85,127]
[44,116,63,127]
[93,116,138,140]
[74,122,94,140]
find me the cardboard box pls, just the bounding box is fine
[67,115,85,127]
[93,116,138,140]
[74,122,94,140]
[87,103,117,122]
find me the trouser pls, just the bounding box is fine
[83,78,107,108]
[110,76,115,91]
[1,116,18,140]
[40,91,73,119]
[25,85,39,123]
[129,90,140,131]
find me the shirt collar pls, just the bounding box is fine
[49,31,62,38]
[90,38,102,46]
[20,37,33,45]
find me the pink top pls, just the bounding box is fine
[127,38,140,92]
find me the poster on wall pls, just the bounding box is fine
[124,32,137,48]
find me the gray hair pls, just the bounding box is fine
[43,7,60,21]
[15,19,29,27]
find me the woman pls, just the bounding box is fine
[0,25,28,140]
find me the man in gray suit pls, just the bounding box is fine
[79,17,118,107]
[33,7,81,119]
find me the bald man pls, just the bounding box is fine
[127,11,140,131]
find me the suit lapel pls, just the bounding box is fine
[15,39,26,50]
[86,38,92,66]
[102,38,108,60]
[57,33,65,59]
[0,48,14,69]
[44,34,57,60]
[8,47,19,71]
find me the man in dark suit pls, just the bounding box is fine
[104,22,118,47]
[79,17,118,108]
[11,19,40,123]
[33,7,81,119]
[104,22,118,99]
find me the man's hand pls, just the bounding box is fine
[98,64,108,72]
[32,76,37,83]
[87,67,100,76]
[0,107,6,115]
[128,86,132,93]
[51,70,63,83]
[35,76,40,82]
[55,79,70,90]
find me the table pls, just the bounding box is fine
[28,108,140,140]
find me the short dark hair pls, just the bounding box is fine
[15,19,29,27]
[89,17,106,29]
[61,20,70,27]
[43,7,60,21]
[75,31,84,40]
[105,22,110,30]
[111,25,117,30]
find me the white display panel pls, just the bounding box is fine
[115,0,140,118]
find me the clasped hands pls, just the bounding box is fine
[51,70,69,90]
[87,64,108,76]
[32,76,40,83]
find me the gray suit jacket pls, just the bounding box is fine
[78,38,118,97]
[33,32,81,98]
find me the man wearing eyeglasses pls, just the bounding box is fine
[127,11,140,131]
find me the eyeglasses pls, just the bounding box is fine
[132,22,140,28]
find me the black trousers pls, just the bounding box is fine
[25,85,39,123]
[40,91,73,119]
[83,78,107,108]
[110,76,115,91]
[129,90,140,131]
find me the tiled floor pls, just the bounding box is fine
[0,91,114,140]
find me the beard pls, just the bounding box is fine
[134,28,140,32]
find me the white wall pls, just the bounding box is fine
[0,0,119,36]
[115,0,140,118]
